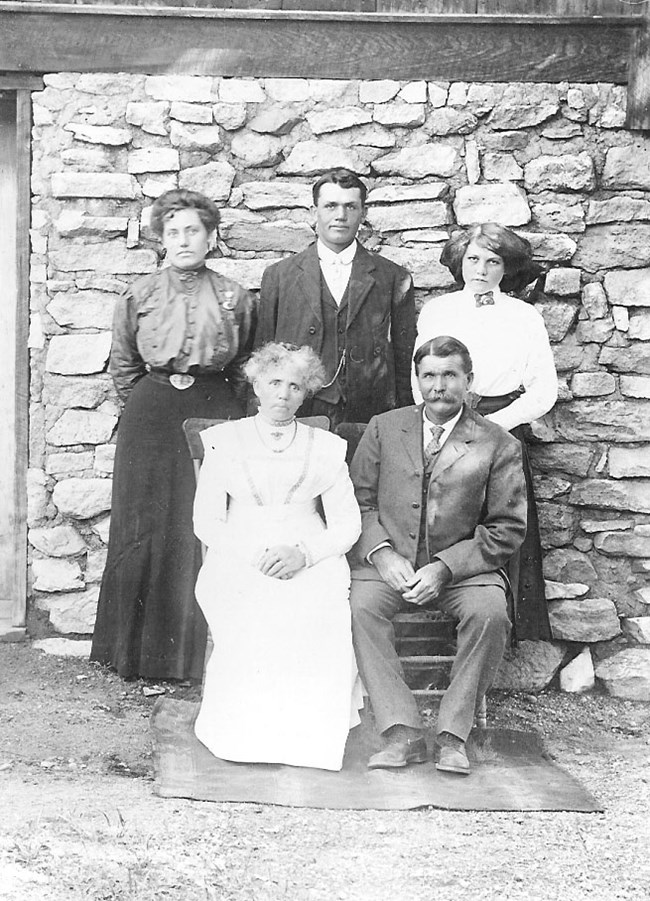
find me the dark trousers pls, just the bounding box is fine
[350,577,511,742]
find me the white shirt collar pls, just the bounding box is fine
[422,405,463,449]
[317,238,357,267]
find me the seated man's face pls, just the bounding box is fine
[417,354,473,423]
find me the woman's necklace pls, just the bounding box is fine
[254,415,298,453]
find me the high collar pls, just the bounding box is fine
[316,238,358,267]
[460,284,503,303]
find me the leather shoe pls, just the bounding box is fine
[435,744,470,775]
[367,737,428,770]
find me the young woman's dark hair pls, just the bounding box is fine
[440,223,542,295]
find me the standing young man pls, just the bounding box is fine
[254,169,416,426]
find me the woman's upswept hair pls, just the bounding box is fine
[150,189,220,237]
[244,343,327,397]
[440,222,542,295]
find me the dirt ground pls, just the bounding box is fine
[1,639,650,901]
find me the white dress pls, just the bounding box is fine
[192,418,363,771]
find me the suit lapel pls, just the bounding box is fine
[400,405,425,471]
[296,244,324,323]
[346,244,376,327]
[429,405,475,481]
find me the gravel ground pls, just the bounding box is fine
[1,640,650,901]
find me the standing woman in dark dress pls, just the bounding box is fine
[91,189,256,680]
[414,223,558,641]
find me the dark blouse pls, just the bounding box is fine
[109,265,257,402]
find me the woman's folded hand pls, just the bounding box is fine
[256,544,306,580]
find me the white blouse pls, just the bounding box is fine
[413,286,558,431]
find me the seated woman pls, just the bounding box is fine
[192,342,363,771]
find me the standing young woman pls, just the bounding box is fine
[414,223,558,640]
[91,189,256,681]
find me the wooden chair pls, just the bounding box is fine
[335,421,488,730]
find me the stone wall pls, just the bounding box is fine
[28,74,650,695]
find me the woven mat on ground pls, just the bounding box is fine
[151,698,602,812]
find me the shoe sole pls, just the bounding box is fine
[367,754,428,770]
[435,762,470,775]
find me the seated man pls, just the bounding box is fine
[349,336,527,775]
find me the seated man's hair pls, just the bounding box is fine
[312,169,367,205]
[413,336,473,375]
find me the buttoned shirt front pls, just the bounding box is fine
[317,239,357,305]
[413,286,558,431]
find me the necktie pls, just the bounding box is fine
[424,424,445,467]
[475,291,494,307]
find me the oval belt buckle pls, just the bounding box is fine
[169,373,195,390]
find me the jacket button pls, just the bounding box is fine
[308,326,316,335]
[412,502,420,509]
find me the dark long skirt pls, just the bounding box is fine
[90,373,244,680]
[475,397,552,643]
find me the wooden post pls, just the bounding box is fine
[626,3,650,130]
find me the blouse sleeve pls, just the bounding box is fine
[193,432,230,551]
[109,289,147,402]
[486,310,558,431]
[299,443,362,567]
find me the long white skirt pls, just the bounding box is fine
[194,500,363,771]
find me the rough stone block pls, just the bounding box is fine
[544,580,589,599]
[279,141,369,176]
[529,443,594,477]
[621,617,650,645]
[581,282,609,320]
[366,201,448,233]
[45,334,112,376]
[574,226,650,272]
[306,80,357,103]
[482,152,523,182]
[47,410,117,447]
[373,103,426,129]
[47,292,117,331]
[50,244,156,275]
[595,649,650,700]
[534,300,578,341]
[555,401,650,443]
[493,640,565,691]
[426,108,478,136]
[602,146,650,190]
[141,174,178,199]
[620,375,650,399]
[454,184,530,227]
[230,132,283,167]
[569,479,650,515]
[241,181,312,210]
[212,102,247,131]
[544,268,581,296]
[587,196,650,225]
[94,444,116,476]
[219,211,313,253]
[524,152,595,193]
[264,78,310,103]
[373,144,460,179]
[538,502,578,547]
[559,647,595,693]
[145,76,214,103]
[549,597,620,642]
[488,85,560,129]
[170,122,222,152]
[206,258,278,291]
[64,124,131,146]
[55,212,128,239]
[575,318,615,344]
[33,558,84,593]
[127,148,180,174]
[524,232,577,262]
[45,452,94,476]
[599,344,650,375]
[581,518,634,533]
[52,478,113,520]
[179,161,236,202]
[427,83,448,107]
[28,524,86,558]
[249,109,301,136]
[218,79,265,104]
[543,547,598,583]
[359,80,400,104]
[570,371,616,397]
[594,528,650,557]
[398,81,427,103]
[169,101,212,124]
[36,586,99,635]
[629,311,650,341]
[378,246,454,290]
[367,183,446,204]
[609,447,650,479]
[307,107,372,134]
[603,268,650,308]
[51,173,140,200]
[77,73,142,95]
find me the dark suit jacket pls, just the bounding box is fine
[349,404,527,584]
[255,242,416,422]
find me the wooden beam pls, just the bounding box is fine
[0,6,636,82]
[626,4,650,130]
